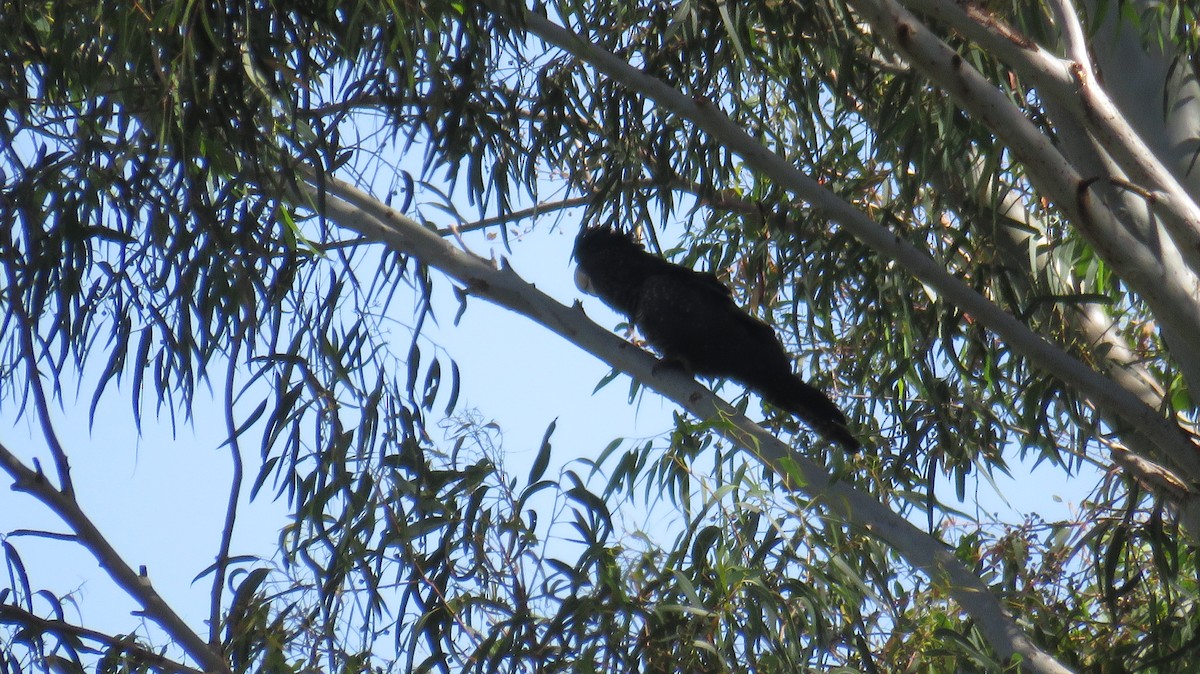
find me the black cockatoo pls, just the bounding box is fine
[573,226,859,452]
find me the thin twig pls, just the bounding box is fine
[209,339,245,646]
[436,194,595,235]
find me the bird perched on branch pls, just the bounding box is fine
[573,225,859,452]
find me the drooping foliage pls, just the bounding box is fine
[3,0,1200,672]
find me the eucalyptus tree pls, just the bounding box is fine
[2,1,1198,673]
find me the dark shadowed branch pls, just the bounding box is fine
[0,605,205,674]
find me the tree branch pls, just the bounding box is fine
[856,0,1200,409]
[0,604,206,674]
[904,0,1200,272]
[286,167,1073,674]
[843,0,1200,365]
[497,6,1200,486]
[0,442,231,674]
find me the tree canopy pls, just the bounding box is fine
[3,0,1200,672]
